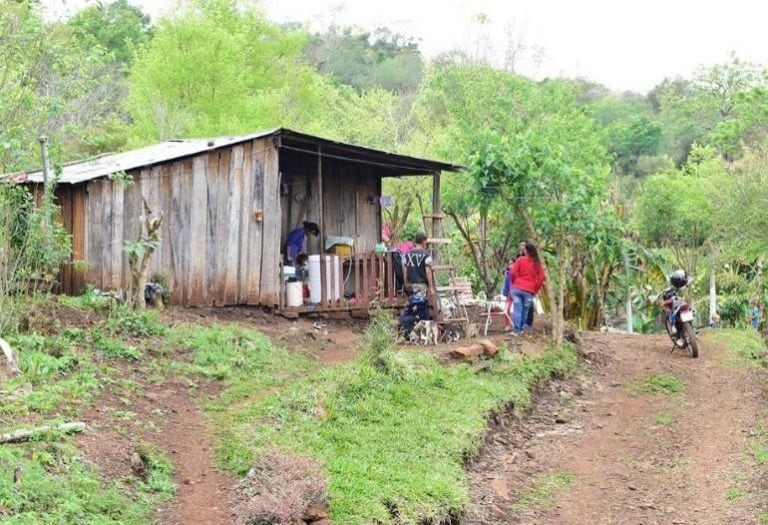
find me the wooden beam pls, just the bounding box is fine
[426,238,451,244]
[318,145,324,255]
[432,172,442,265]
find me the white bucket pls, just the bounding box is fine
[308,255,341,303]
[285,281,303,307]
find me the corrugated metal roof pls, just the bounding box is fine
[15,129,280,185]
[8,127,461,185]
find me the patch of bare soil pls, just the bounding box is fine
[465,331,768,525]
[76,364,236,525]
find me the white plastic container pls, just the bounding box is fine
[285,281,304,307]
[282,265,296,281]
[308,255,341,303]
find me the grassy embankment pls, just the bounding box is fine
[0,296,577,524]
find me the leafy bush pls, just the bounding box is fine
[0,184,71,334]
[107,305,167,337]
[719,295,750,328]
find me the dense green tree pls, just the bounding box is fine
[0,1,122,171]
[126,0,338,142]
[67,0,152,66]
[632,145,723,275]
[465,92,612,344]
[653,55,766,163]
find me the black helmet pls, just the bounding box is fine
[669,269,688,288]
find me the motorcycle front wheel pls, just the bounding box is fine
[683,321,699,358]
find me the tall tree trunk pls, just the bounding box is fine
[554,237,567,348]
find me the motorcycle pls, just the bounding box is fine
[650,276,699,358]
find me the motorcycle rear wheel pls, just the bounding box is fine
[683,321,699,358]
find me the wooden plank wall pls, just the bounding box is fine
[53,185,87,295]
[280,153,382,256]
[279,149,322,255]
[81,137,277,306]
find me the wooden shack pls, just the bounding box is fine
[15,128,459,312]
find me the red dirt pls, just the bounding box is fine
[465,331,768,524]
[75,307,373,525]
[76,366,236,525]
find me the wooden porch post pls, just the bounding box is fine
[432,171,441,265]
[318,145,327,305]
[317,145,324,253]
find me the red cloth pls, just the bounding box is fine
[509,256,545,295]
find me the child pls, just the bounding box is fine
[748,299,761,330]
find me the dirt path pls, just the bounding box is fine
[467,331,768,525]
[151,383,235,525]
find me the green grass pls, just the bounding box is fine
[1,334,102,418]
[210,330,578,523]
[750,441,768,465]
[654,412,674,425]
[0,440,172,524]
[725,488,747,501]
[708,329,768,367]
[511,471,574,512]
[629,373,685,395]
[165,323,314,401]
[0,303,581,524]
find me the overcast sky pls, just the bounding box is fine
[44,0,768,93]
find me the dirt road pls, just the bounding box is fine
[467,331,768,525]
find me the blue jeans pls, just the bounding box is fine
[511,289,534,333]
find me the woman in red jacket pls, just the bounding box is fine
[508,242,545,335]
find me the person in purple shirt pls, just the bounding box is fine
[284,221,319,263]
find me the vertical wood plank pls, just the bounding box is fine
[224,145,244,305]
[319,252,327,306]
[247,140,264,305]
[158,165,176,303]
[205,150,220,304]
[71,186,87,294]
[432,172,442,266]
[168,161,185,305]
[101,179,113,290]
[317,146,324,253]
[259,139,280,306]
[179,160,193,305]
[377,254,384,302]
[56,186,72,294]
[213,148,230,305]
[330,254,338,305]
[110,178,124,291]
[188,154,209,306]
[354,254,360,306]
[238,142,253,304]
[86,181,103,287]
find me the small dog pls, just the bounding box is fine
[441,323,462,343]
[409,320,439,346]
